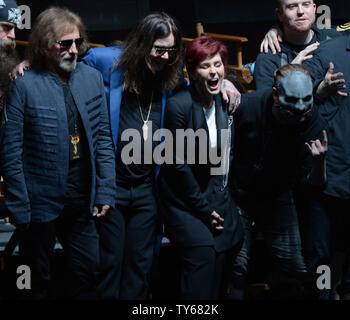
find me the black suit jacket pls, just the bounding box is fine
[158,87,243,252]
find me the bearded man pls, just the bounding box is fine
[0,6,116,299]
[0,0,20,112]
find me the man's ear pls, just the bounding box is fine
[275,8,283,22]
[272,86,279,105]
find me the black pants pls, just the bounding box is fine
[18,207,100,300]
[300,193,350,299]
[96,178,157,300]
[179,245,235,300]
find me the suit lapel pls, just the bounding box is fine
[189,87,208,133]
[214,94,228,151]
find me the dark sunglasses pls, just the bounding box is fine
[56,37,84,49]
[153,46,177,57]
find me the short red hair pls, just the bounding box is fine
[184,36,228,77]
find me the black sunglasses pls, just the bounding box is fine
[154,46,177,57]
[56,37,84,49]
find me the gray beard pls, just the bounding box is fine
[58,54,77,73]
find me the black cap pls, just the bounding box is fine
[0,0,20,25]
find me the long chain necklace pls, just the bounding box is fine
[137,90,153,141]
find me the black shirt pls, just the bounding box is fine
[62,84,91,207]
[115,89,162,185]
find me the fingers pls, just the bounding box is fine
[304,42,319,54]
[274,37,281,53]
[322,130,328,147]
[327,62,334,75]
[222,90,228,105]
[305,142,312,153]
[210,211,224,230]
[330,72,344,82]
[260,38,265,53]
[260,36,269,54]
[268,36,276,54]
[99,205,110,217]
[306,136,328,156]
[269,30,281,54]
[337,90,348,97]
[93,204,110,218]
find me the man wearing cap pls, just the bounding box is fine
[0,0,20,113]
[231,63,328,296]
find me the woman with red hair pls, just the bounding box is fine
[159,36,244,299]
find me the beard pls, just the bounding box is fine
[58,52,78,73]
[286,15,316,33]
[0,39,18,89]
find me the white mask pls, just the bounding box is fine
[277,71,313,115]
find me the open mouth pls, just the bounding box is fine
[207,78,219,90]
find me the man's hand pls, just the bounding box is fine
[305,130,328,161]
[9,60,30,81]
[292,42,319,65]
[221,79,241,114]
[260,26,283,54]
[316,62,347,99]
[93,204,111,218]
[209,211,224,231]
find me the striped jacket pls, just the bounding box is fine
[0,63,116,225]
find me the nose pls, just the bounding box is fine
[161,51,169,60]
[7,27,15,40]
[297,4,304,14]
[209,65,216,75]
[68,41,78,54]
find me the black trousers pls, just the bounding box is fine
[96,178,157,300]
[18,207,100,300]
[179,245,236,300]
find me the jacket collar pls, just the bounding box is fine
[189,86,228,151]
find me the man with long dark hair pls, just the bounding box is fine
[83,12,241,300]
[83,12,183,300]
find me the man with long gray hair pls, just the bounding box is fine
[0,6,116,299]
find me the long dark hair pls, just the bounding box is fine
[117,12,183,94]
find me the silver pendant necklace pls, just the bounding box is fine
[137,90,153,141]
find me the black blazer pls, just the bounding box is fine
[158,87,243,252]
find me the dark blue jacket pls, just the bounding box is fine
[0,63,116,225]
[304,34,350,199]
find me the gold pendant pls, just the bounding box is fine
[142,122,148,141]
[70,135,80,155]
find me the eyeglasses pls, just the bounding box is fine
[56,37,84,49]
[153,46,177,57]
